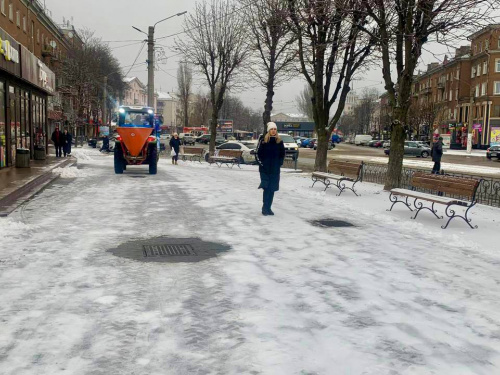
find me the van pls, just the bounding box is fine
[354,134,372,146]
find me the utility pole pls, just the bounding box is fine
[103,76,107,135]
[147,26,155,109]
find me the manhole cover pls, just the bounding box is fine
[129,175,146,178]
[108,237,230,263]
[143,244,196,257]
[310,219,355,228]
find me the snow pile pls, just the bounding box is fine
[52,166,89,178]
[71,147,95,161]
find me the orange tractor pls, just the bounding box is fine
[114,106,158,174]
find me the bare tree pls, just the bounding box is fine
[295,84,314,120]
[190,91,212,126]
[241,0,296,133]
[288,0,378,171]
[177,63,193,128]
[176,0,250,154]
[360,0,495,189]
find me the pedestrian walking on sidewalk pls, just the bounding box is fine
[257,122,285,216]
[62,129,72,157]
[51,126,63,158]
[431,137,443,174]
[169,133,181,165]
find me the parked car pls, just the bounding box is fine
[331,134,342,143]
[384,141,431,158]
[182,135,196,145]
[197,134,212,144]
[215,141,257,164]
[300,138,312,148]
[355,134,373,146]
[294,136,306,146]
[368,140,383,147]
[215,137,226,146]
[383,140,391,148]
[279,134,300,160]
[313,141,335,150]
[486,145,500,160]
[307,138,318,148]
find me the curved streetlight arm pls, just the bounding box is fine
[153,11,187,29]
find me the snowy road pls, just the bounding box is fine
[1,148,500,374]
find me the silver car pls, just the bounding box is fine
[384,141,431,158]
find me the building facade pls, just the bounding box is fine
[156,91,177,133]
[381,24,500,149]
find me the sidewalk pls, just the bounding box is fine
[443,149,487,157]
[0,153,74,216]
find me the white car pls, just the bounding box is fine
[216,141,258,164]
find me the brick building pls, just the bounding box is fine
[1,0,83,168]
[380,24,500,149]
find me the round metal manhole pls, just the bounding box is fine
[310,219,355,228]
[107,236,230,263]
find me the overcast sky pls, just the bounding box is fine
[45,0,479,115]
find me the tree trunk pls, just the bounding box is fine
[314,125,329,172]
[262,58,276,136]
[184,99,189,128]
[209,104,218,155]
[384,107,406,190]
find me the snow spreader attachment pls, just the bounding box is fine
[114,106,158,175]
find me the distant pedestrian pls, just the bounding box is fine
[51,126,63,157]
[169,133,181,165]
[257,122,285,216]
[62,128,72,157]
[431,136,443,174]
[100,135,110,152]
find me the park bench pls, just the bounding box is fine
[311,160,363,196]
[180,146,204,163]
[387,172,482,229]
[208,149,243,168]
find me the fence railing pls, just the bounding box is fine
[361,162,500,207]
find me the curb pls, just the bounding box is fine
[0,159,76,217]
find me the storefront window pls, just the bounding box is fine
[0,81,6,168]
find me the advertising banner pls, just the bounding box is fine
[0,27,21,77]
[217,119,233,133]
[491,127,500,146]
[20,46,55,94]
[441,134,451,149]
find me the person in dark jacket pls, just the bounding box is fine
[257,122,285,216]
[169,133,181,165]
[431,137,443,174]
[62,128,72,157]
[51,126,63,157]
[100,135,110,152]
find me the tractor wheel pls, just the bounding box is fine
[114,142,124,174]
[148,144,158,175]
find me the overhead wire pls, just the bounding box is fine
[123,42,147,77]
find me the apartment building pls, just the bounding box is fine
[381,24,500,149]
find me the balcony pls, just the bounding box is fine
[421,87,432,95]
[437,82,445,90]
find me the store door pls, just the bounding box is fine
[0,81,6,168]
[8,86,19,166]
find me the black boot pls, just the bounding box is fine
[267,191,275,215]
[262,190,270,215]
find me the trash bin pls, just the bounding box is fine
[34,146,46,160]
[16,148,30,168]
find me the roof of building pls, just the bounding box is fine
[468,24,500,41]
[156,91,175,100]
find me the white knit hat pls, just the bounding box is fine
[267,122,277,132]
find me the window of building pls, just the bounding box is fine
[449,90,453,101]
[456,69,460,79]
[471,66,476,78]
[455,89,458,100]
[41,33,44,46]
[8,3,12,20]
[1,0,5,15]
[23,16,26,32]
[16,10,19,27]
[496,59,500,73]
[481,82,487,96]
[494,82,500,95]
[477,64,481,76]
[493,105,500,118]
[475,84,480,97]
[474,44,477,54]
[485,40,489,50]
[483,61,487,75]
[37,29,40,43]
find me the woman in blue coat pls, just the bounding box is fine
[169,133,181,165]
[257,122,285,216]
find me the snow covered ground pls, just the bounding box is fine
[1,147,500,374]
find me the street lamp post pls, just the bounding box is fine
[132,12,187,109]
